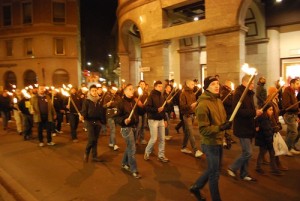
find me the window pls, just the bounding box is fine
[3,5,12,26]
[53,2,65,23]
[22,2,32,24]
[5,40,13,56]
[53,69,69,86]
[54,38,65,55]
[24,38,33,56]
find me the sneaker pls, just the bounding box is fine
[73,139,79,143]
[270,170,284,176]
[227,168,236,178]
[52,133,57,137]
[144,153,150,161]
[165,136,172,140]
[140,140,147,145]
[55,129,63,134]
[195,150,204,158]
[242,176,257,182]
[181,148,192,154]
[121,164,130,171]
[132,172,141,179]
[108,143,114,148]
[113,145,119,151]
[47,142,55,146]
[290,148,300,155]
[189,186,206,201]
[39,142,44,147]
[158,156,169,163]
[255,168,265,174]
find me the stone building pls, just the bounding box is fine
[0,0,80,90]
[117,0,300,87]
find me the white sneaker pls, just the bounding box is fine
[108,143,114,148]
[47,142,55,146]
[113,145,119,151]
[290,148,300,155]
[52,133,57,137]
[195,150,204,158]
[181,148,192,154]
[55,129,63,134]
[39,142,44,147]
[165,136,172,140]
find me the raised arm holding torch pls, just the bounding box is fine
[229,64,258,122]
[222,82,235,103]
[194,84,202,95]
[161,83,177,108]
[128,87,143,120]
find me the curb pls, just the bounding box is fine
[0,168,38,201]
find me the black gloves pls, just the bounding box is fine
[223,133,232,150]
[219,121,232,131]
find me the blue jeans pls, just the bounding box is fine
[145,119,166,158]
[165,112,170,136]
[182,115,197,152]
[136,114,146,141]
[283,113,298,150]
[107,117,116,145]
[193,144,223,201]
[121,127,138,173]
[229,138,252,178]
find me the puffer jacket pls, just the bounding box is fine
[232,84,256,138]
[196,90,227,145]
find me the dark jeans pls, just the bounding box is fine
[55,112,63,131]
[38,114,52,143]
[193,144,223,201]
[256,145,278,171]
[22,114,33,138]
[121,127,138,173]
[85,121,101,158]
[69,113,79,140]
[1,111,10,129]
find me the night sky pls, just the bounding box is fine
[80,0,118,69]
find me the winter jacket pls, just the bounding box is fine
[196,90,227,145]
[145,89,166,121]
[256,83,267,108]
[163,91,174,114]
[282,86,298,114]
[255,115,279,147]
[30,94,56,123]
[115,95,139,127]
[81,97,103,122]
[65,93,84,114]
[232,85,256,138]
[0,95,12,112]
[179,86,196,116]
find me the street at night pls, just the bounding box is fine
[0,117,299,201]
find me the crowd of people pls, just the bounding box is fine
[0,75,299,201]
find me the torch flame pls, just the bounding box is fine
[68,84,73,88]
[173,83,177,88]
[279,77,285,86]
[231,82,235,91]
[241,63,257,75]
[197,84,201,88]
[179,84,182,90]
[102,87,107,93]
[13,97,17,104]
[112,86,118,91]
[121,79,125,83]
[138,87,143,96]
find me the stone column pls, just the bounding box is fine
[141,40,170,86]
[205,26,248,85]
[118,52,130,83]
[267,28,280,86]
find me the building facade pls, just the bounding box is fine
[117,0,300,88]
[0,0,80,90]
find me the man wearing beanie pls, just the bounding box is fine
[190,76,231,201]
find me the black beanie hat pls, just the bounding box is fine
[203,76,218,90]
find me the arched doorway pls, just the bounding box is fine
[3,71,17,90]
[120,21,142,85]
[23,70,37,86]
[52,69,69,86]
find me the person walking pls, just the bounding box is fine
[115,84,141,178]
[0,90,13,131]
[30,85,56,147]
[189,76,231,201]
[18,94,33,140]
[81,85,104,162]
[227,75,262,181]
[179,80,203,158]
[136,80,148,144]
[144,81,169,162]
[282,78,300,156]
[256,77,267,108]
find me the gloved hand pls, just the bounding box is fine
[219,121,232,131]
[223,133,232,150]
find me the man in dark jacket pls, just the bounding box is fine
[282,78,300,156]
[18,95,33,140]
[51,89,65,136]
[115,84,141,179]
[144,81,169,162]
[227,75,262,181]
[0,90,12,130]
[81,85,104,162]
[179,80,203,158]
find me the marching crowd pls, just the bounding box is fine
[0,75,300,201]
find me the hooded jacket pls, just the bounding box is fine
[196,90,227,145]
[81,94,103,122]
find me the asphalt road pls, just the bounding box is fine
[0,117,299,201]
